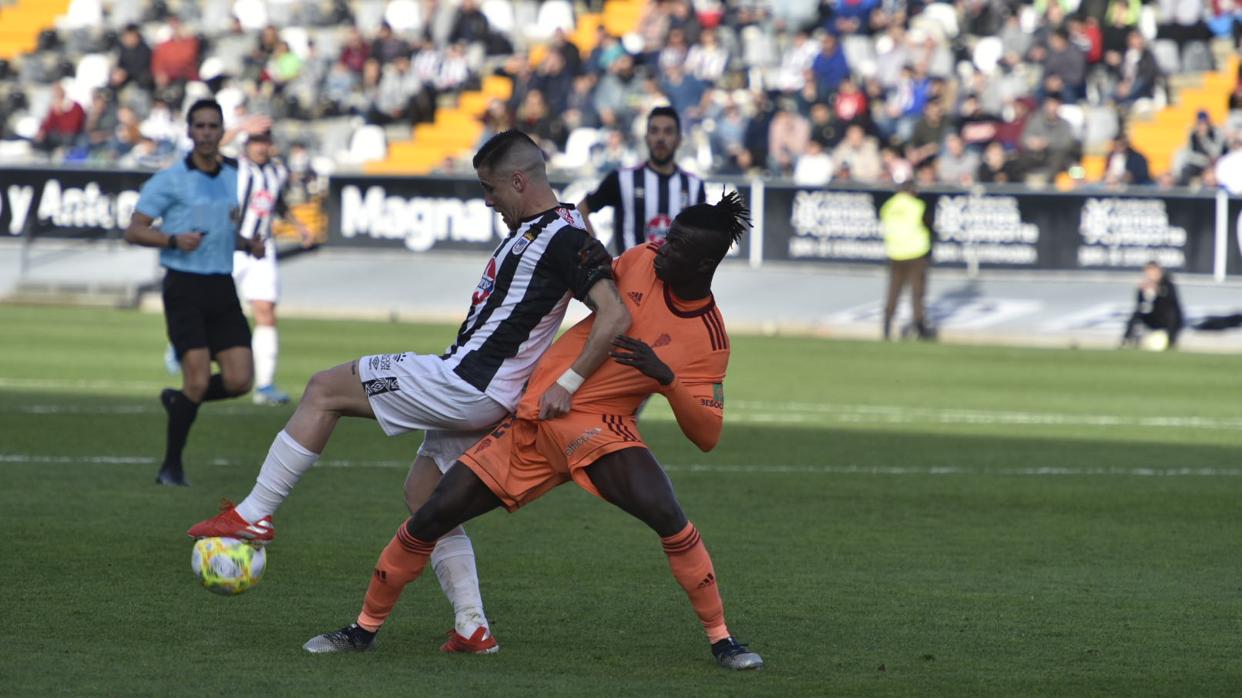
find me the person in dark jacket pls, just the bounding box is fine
[1122,261,1183,349]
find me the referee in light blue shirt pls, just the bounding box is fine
[124,98,265,486]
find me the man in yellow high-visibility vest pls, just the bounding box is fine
[879,180,935,340]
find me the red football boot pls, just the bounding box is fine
[187,499,275,544]
[440,626,499,654]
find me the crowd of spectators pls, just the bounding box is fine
[3,0,1242,192]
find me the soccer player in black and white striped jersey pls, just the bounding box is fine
[190,130,628,654]
[231,129,313,405]
[578,106,706,255]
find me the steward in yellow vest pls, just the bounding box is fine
[879,182,935,340]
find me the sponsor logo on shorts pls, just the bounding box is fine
[363,377,400,396]
[368,353,407,372]
[653,333,671,348]
[564,427,602,457]
[700,398,723,409]
[627,291,644,305]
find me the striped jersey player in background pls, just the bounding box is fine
[189,130,627,654]
[578,106,706,255]
[230,125,314,405]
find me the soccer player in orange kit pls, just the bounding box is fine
[304,192,762,670]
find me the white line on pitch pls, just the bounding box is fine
[2,454,1239,477]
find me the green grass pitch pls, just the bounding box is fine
[1,305,1239,696]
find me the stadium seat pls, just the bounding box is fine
[280,26,311,58]
[972,37,1003,75]
[73,52,110,92]
[1152,40,1180,76]
[58,0,101,31]
[348,125,387,163]
[1057,103,1085,140]
[481,0,516,35]
[353,0,387,34]
[232,0,269,32]
[551,127,600,171]
[920,2,959,39]
[528,0,575,43]
[384,0,423,34]
[842,35,877,80]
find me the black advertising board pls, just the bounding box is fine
[0,167,152,239]
[762,184,1219,274]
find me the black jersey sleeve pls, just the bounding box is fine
[543,225,614,302]
[584,170,622,211]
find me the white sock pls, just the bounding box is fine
[431,530,489,637]
[235,430,318,522]
[252,325,278,388]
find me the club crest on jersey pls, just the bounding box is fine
[473,257,497,306]
[645,213,673,242]
[653,333,671,347]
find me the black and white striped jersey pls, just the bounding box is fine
[584,164,706,255]
[441,204,606,410]
[236,157,289,241]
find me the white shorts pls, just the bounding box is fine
[417,428,495,473]
[358,352,508,439]
[233,242,279,304]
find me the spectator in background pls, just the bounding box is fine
[660,27,690,73]
[587,28,626,75]
[449,0,492,46]
[777,30,819,92]
[114,23,153,90]
[1121,261,1183,349]
[1102,135,1152,185]
[338,26,370,74]
[832,123,882,182]
[370,22,410,66]
[685,28,730,84]
[937,133,980,186]
[955,94,1000,150]
[907,99,949,169]
[1042,30,1088,101]
[549,29,582,77]
[516,90,567,151]
[594,53,640,128]
[976,141,1021,183]
[881,145,913,184]
[829,0,878,35]
[564,74,601,131]
[108,105,142,160]
[83,89,119,155]
[1102,0,1141,53]
[711,97,750,172]
[151,16,201,86]
[831,80,869,129]
[794,140,834,186]
[1111,30,1160,105]
[34,84,86,154]
[1179,110,1226,182]
[532,51,573,115]
[768,99,810,176]
[808,102,840,149]
[811,32,850,96]
[659,64,707,125]
[1018,95,1080,181]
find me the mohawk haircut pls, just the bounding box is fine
[472,129,543,171]
[673,190,751,253]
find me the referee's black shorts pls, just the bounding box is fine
[162,269,251,359]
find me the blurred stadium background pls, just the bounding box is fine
[1,0,1242,346]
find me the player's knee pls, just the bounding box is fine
[302,369,337,408]
[181,377,209,402]
[224,373,253,396]
[407,496,451,541]
[637,496,688,537]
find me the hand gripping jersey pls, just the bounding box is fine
[517,242,729,447]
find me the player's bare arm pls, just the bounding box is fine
[537,278,630,419]
[124,211,202,252]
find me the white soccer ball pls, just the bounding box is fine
[191,537,267,595]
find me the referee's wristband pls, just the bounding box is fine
[556,368,585,394]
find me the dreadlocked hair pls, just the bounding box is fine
[672,190,752,253]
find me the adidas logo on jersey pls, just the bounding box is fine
[653,334,672,348]
[627,291,644,305]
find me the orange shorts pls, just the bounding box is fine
[458,412,646,511]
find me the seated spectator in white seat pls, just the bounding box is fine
[1179,110,1225,182]
[793,141,834,186]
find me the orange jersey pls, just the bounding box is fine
[516,243,729,451]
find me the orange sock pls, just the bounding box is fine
[357,520,436,631]
[661,522,730,643]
